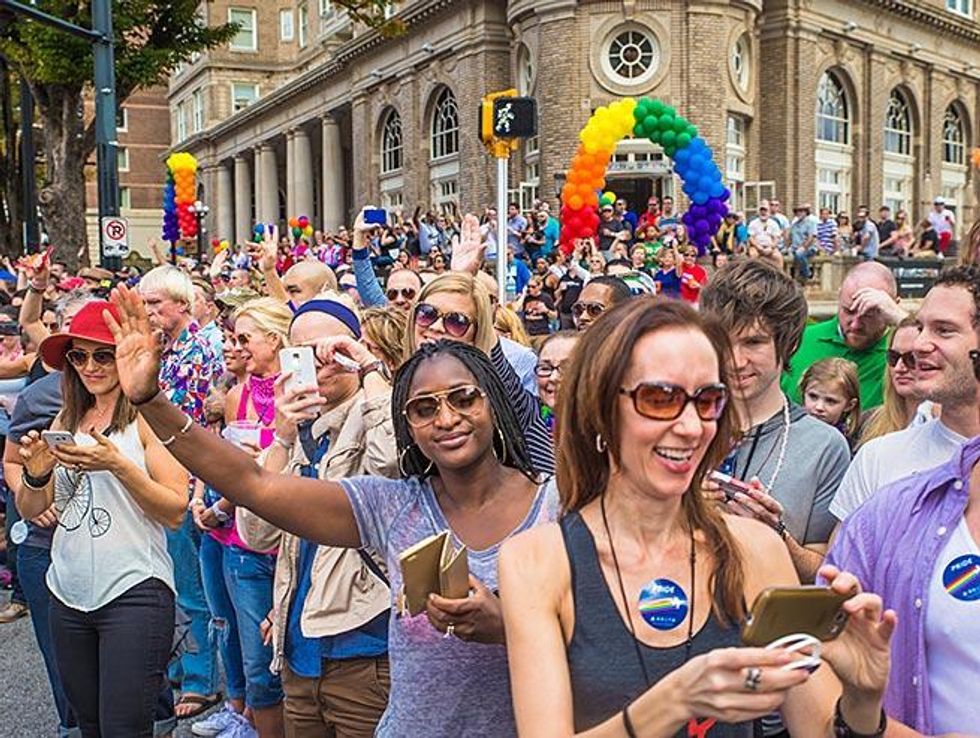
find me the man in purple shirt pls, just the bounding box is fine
[824,265,980,734]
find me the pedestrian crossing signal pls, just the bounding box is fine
[492,97,537,138]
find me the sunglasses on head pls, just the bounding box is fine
[386,287,417,301]
[572,301,605,319]
[66,347,116,368]
[403,385,487,428]
[619,382,728,421]
[414,303,474,338]
[886,349,916,369]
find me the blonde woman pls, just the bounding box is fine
[360,306,408,375]
[405,272,554,474]
[190,296,292,738]
[494,307,531,347]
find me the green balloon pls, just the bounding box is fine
[643,115,658,135]
[650,99,665,116]
[634,101,649,121]
[292,226,302,238]
[663,144,677,157]
[676,132,692,148]
[647,128,662,144]
[633,122,645,137]
[672,117,688,134]
[686,124,698,139]
[658,115,674,132]
[661,130,677,147]
[663,105,676,119]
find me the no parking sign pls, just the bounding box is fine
[101,216,130,258]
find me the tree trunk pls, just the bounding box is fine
[0,59,22,259]
[35,83,88,271]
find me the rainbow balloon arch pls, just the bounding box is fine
[559,97,730,255]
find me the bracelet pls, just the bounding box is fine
[273,434,295,451]
[621,704,638,738]
[188,498,205,510]
[833,698,886,738]
[774,519,789,540]
[28,281,45,294]
[209,503,230,524]
[161,415,194,447]
[22,470,53,490]
[132,390,162,407]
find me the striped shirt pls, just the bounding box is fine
[816,218,838,252]
[490,342,555,476]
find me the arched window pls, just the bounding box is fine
[884,90,912,155]
[815,72,849,144]
[943,105,966,165]
[518,44,534,96]
[431,88,459,160]
[732,34,750,91]
[381,110,402,174]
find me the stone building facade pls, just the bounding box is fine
[169,0,980,245]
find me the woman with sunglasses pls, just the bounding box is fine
[100,288,557,737]
[499,298,896,738]
[858,317,937,446]
[405,272,554,475]
[15,301,189,737]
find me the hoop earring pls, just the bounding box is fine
[398,445,434,477]
[492,425,508,464]
[595,433,607,454]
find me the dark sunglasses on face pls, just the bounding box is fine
[572,301,605,319]
[618,382,729,421]
[66,347,116,368]
[403,385,487,428]
[414,303,473,338]
[386,287,417,301]
[886,349,916,369]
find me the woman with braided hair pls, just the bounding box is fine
[102,282,558,738]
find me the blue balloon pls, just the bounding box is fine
[709,182,725,199]
[674,148,691,165]
[693,191,709,205]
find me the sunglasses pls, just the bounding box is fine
[66,347,116,368]
[886,349,916,369]
[618,382,728,421]
[386,287,417,302]
[414,303,473,338]
[403,385,487,428]
[535,361,566,378]
[572,301,605,319]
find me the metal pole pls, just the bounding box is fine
[19,76,38,252]
[91,0,119,269]
[496,156,507,305]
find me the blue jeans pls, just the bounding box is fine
[166,510,217,696]
[222,544,282,708]
[199,535,246,702]
[793,245,818,280]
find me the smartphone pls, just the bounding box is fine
[279,347,318,395]
[332,352,361,373]
[742,586,850,647]
[41,431,76,448]
[363,208,387,226]
[708,470,753,502]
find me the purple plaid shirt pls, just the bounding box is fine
[824,433,977,734]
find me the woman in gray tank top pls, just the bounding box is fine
[498,299,898,738]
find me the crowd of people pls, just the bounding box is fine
[0,193,977,738]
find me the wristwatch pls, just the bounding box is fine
[209,503,231,524]
[833,699,886,738]
[359,360,390,383]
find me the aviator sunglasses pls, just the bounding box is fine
[403,385,487,428]
[66,347,116,368]
[886,349,916,369]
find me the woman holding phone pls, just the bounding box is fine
[103,283,557,737]
[14,301,188,737]
[498,298,897,737]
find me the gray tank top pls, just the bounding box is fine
[561,511,752,736]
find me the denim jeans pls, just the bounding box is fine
[18,544,76,735]
[223,544,282,708]
[166,510,218,696]
[50,578,175,738]
[199,534,246,702]
[793,244,818,280]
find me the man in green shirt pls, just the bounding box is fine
[782,262,907,408]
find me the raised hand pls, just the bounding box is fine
[272,373,324,445]
[259,224,279,272]
[105,285,164,405]
[450,214,486,275]
[18,431,57,478]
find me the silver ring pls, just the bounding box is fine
[744,666,762,691]
[444,623,455,639]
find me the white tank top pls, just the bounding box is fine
[47,421,175,611]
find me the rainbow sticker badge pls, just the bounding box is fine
[942,554,980,602]
[638,578,689,630]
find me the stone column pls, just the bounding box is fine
[234,154,252,244]
[285,129,296,217]
[321,115,345,230]
[216,162,234,243]
[293,127,314,219]
[253,147,263,226]
[259,143,279,224]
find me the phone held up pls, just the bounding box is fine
[742,585,850,648]
[363,207,387,226]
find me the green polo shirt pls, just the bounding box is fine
[781,317,889,408]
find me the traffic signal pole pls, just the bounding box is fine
[496,156,507,303]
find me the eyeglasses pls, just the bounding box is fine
[535,361,566,378]
[65,347,116,368]
[414,303,474,338]
[386,287,417,302]
[886,349,916,369]
[572,301,605,319]
[403,385,487,428]
[618,382,728,421]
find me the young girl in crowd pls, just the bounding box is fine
[653,245,682,299]
[799,357,862,450]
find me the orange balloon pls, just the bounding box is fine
[568,194,584,210]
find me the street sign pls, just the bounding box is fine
[100,215,130,257]
[492,97,537,138]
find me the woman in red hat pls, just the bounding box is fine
[14,300,189,738]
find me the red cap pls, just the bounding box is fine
[38,301,120,370]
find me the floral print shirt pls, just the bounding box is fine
[158,321,223,426]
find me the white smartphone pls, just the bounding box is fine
[41,430,76,448]
[279,347,318,394]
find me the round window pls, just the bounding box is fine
[603,28,660,85]
[732,34,750,91]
